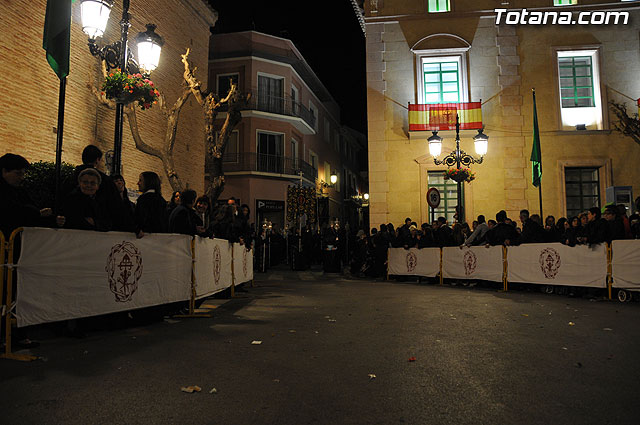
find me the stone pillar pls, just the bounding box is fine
[496,25,528,219]
[366,22,389,226]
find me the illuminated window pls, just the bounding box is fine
[428,172,463,224]
[423,61,460,103]
[556,50,602,130]
[554,0,577,5]
[428,0,450,12]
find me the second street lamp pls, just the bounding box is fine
[80,0,164,175]
[429,114,488,224]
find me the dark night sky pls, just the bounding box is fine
[207,0,367,134]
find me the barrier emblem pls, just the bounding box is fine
[406,251,418,272]
[106,241,143,302]
[463,250,477,276]
[213,245,221,285]
[242,248,248,278]
[539,247,561,279]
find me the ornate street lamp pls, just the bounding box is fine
[429,114,488,223]
[330,171,338,186]
[80,0,164,175]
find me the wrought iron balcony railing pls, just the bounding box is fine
[209,152,318,182]
[219,90,316,130]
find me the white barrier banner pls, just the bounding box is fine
[233,243,254,284]
[194,237,233,298]
[443,246,503,282]
[16,228,192,327]
[506,243,607,287]
[388,247,440,277]
[611,240,640,289]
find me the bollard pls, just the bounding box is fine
[1,228,37,361]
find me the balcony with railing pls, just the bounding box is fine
[209,152,318,182]
[221,90,316,134]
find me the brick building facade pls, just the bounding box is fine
[0,0,217,197]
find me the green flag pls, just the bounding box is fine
[531,89,542,187]
[43,0,72,79]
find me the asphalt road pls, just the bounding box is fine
[2,268,640,425]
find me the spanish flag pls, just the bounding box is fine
[409,102,482,131]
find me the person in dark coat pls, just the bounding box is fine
[0,153,57,349]
[168,189,206,236]
[583,207,608,245]
[166,191,181,217]
[434,217,455,247]
[486,210,520,246]
[519,210,546,244]
[603,206,626,243]
[65,145,128,231]
[112,174,135,230]
[0,153,57,238]
[60,168,112,231]
[134,171,168,237]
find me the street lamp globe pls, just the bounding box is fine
[473,128,489,156]
[363,193,369,201]
[330,172,338,185]
[135,24,164,73]
[80,0,113,39]
[427,131,442,158]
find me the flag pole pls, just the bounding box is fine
[54,77,67,214]
[531,88,543,218]
[538,172,543,219]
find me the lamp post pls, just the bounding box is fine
[80,0,164,175]
[428,114,488,223]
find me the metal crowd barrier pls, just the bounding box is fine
[0,228,254,361]
[385,242,633,300]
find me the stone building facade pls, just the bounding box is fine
[0,0,217,197]
[363,0,640,226]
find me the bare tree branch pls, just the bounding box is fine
[89,59,192,192]
[610,101,640,147]
[181,48,206,106]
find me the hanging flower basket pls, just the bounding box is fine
[101,69,160,110]
[444,167,475,183]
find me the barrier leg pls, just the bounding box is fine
[174,238,213,319]
[1,228,36,361]
[607,243,612,300]
[230,244,236,298]
[439,248,443,286]
[502,246,508,292]
[0,232,5,349]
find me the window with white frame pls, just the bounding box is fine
[291,85,299,116]
[258,73,284,114]
[556,49,603,130]
[428,0,450,12]
[324,161,331,183]
[309,150,318,172]
[221,130,239,163]
[333,129,340,152]
[414,50,469,105]
[309,102,318,131]
[324,118,330,143]
[290,138,299,169]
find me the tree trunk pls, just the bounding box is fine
[88,62,190,192]
[181,49,250,205]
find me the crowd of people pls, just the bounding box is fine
[347,205,640,278]
[0,146,253,247]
